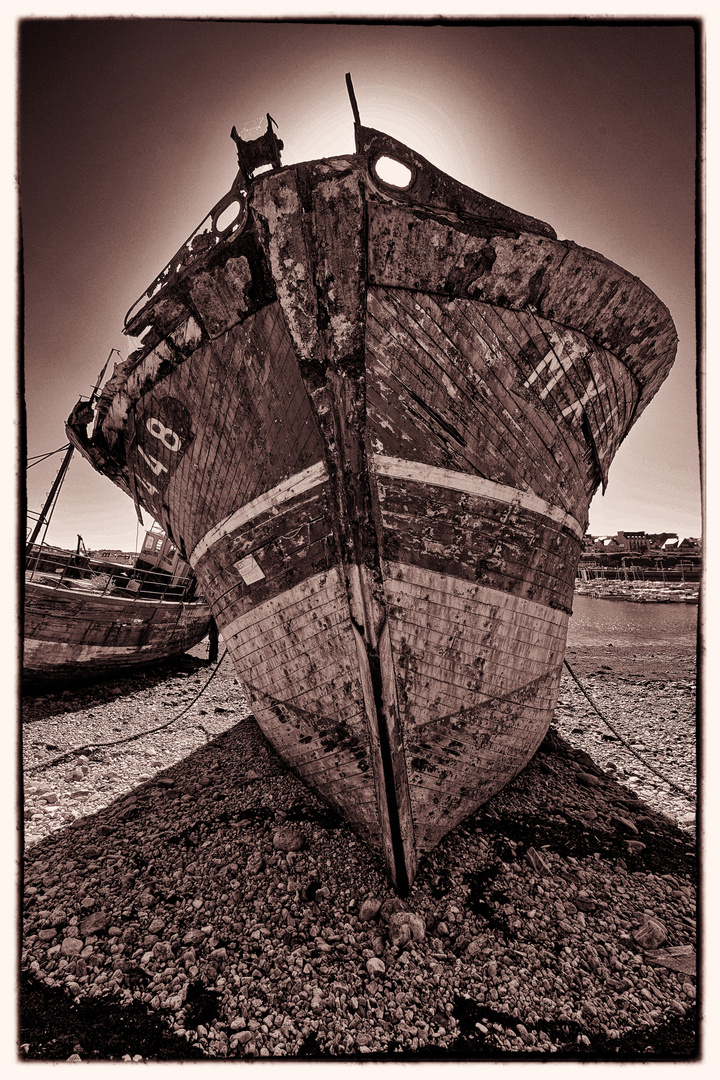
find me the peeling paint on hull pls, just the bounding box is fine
[67,122,677,889]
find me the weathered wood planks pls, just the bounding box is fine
[24,582,211,684]
[67,121,677,889]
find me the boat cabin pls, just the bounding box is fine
[120,529,199,599]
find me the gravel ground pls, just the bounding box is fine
[19,638,698,1061]
[556,641,697,833]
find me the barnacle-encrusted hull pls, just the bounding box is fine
[67,124,677,889]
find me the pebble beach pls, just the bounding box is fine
[20,630,698,1061]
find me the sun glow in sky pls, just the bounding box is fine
[20,18,700,551]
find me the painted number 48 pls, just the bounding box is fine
[147,417,182,451]
[137,417,182,494]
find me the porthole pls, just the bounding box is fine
[213,199,244,235]
[372,155,415,190]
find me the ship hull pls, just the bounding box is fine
[67,125,677,887]
[24,582,211,685]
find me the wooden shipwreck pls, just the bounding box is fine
[66,80,677,889]
[25,364,211,687]
[24,529,211,685]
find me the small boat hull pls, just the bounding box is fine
[24,581,211,685]
[67,123,677,887]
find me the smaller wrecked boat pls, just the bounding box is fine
[24,365,212,686]
[24,528,212,686]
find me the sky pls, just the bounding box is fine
[18,14,701,552]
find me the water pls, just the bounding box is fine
[567,594,698,648]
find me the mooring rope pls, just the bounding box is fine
[562,657,695,802]
[26,646,695,806]
[26,649,229,774]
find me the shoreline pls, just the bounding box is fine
[20,636,697,1061]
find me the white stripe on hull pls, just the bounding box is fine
[371,454,584,540]
[211,559,567,857]
[389,559,569,631]
[220,566,367,727]
[189,460,329,566]
[189,453,583,575]
[383,559,569,728]
[216,561,566,720]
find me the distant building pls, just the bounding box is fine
[616,530,650,552]
[646,532,678,551]
[578,530,700,576]
[597,535,623,552]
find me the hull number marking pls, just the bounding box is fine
[132,396,194,505]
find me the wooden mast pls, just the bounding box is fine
[25,441,76,553]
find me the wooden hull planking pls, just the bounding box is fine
[66,125,677,888]
[24,581,211,684]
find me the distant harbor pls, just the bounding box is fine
[574,578,699,604]
[577,531,700,604]
[568,591,698,645]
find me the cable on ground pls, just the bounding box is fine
[562,657,695,803]
[27,650,229,774]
